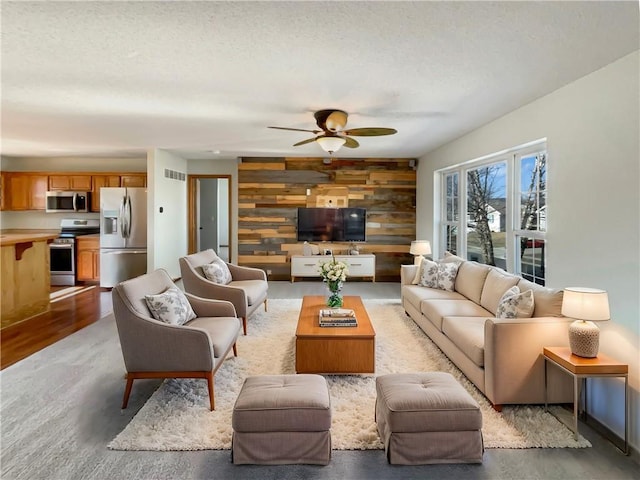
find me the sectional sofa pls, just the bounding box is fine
[401,254,573,409]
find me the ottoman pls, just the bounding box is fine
[375,372,483,465]
[232,374,332,465]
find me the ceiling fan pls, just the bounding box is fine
[268,109,397,154]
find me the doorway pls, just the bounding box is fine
[187,175,231,262]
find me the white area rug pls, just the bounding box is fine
[108,299,590,451]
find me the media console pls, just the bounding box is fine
[290,254,376,283]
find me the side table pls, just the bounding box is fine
[543,346,629,455]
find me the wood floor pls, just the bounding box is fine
[1,286,106,370]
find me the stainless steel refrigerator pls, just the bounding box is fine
[100,187,147,288]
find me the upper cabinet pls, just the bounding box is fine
[1,171,146,212]
[91,175,121,212]
[48,175,92,191]
[4,173,48,210]
[121,174,147,188]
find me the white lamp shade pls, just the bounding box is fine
[316,136,346,154]
[410,240,432,256]
[561,287,610,321]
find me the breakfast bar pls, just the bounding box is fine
[1,231,58,327]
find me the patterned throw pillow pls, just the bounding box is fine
[436,261,460,292]
[496,286,535,318]
[416,259,459,291]
[201,258,232,285]
[417,259,439,288]
[145,287,197,325]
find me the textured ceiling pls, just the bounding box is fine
[2,1,638,160]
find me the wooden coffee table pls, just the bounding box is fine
[295,295,375,374]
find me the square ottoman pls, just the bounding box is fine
[232,374,332,465]
[375,372,483,465]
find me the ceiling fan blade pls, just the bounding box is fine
[342,136,359,148]
[293,137,318,147]
[343,127,397,137]
[268,126,321,134]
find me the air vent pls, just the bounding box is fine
[164,168,186,181]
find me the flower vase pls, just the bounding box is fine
[326,282,344,308]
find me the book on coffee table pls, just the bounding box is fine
[319,308,357,327]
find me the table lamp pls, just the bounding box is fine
[409,240,431,265]
[561,287,610,358]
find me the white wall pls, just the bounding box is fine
[187,158,238,262]
[147,149,189,279]
[418,52,640,450]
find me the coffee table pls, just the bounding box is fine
[295,295,375,374]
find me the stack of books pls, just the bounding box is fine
[318,308,357,327]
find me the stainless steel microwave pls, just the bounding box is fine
[45,191,90,213]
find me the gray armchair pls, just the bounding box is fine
[179,249,268,335]
[112,268,241,410]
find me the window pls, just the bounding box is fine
[443,172,459,254]
[438,142,547,284]
[515,151,547,285]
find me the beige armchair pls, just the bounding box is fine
[112,268,241,411]
[179,249,268,335]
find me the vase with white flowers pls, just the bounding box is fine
[318,256,349,308]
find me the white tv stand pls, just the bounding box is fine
[290,254,376,283]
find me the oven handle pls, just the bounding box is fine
[50,244,74,249]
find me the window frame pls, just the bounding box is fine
[437,140,547,283]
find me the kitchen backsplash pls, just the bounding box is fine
[0,211,100,230]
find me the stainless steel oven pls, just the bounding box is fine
[50,238,75,286]
[49,218,101,286]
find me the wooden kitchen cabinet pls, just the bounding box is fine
[76,235,100,282]
[5,173,48,210]
[0,173,5,210]
[121,174,146,188]
[91,175,121,212]
[48,175,92,191]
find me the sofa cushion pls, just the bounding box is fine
[479,269,520,315]
[402,285,465,311]
[496,286,535,319]
[186,316,242,359]
[442,251,466,264]
[517,279,564,317]
[421,299,492,332]
[228,280,268,306]
[454,261,491,304]
[441,317,487,367]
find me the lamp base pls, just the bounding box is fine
[568,320,600,358]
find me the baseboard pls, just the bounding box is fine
[583,410,637,458]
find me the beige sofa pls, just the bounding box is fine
[401,255,572,409]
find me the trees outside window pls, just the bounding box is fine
[439,143,547,284]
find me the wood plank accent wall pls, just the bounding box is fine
[238,157,416,281]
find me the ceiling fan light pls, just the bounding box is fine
[325,110,348,132]
[316,136,346,154]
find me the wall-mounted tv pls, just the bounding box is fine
[297,207,366,242]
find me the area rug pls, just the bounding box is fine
[108,299,590,451]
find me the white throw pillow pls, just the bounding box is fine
[417,259,439,288]
[416,259,459,291]
[436,261,460,292]
[145,287,197,326]
[201,258,232,285]
[496,286,535,319]
[411,256,424,284]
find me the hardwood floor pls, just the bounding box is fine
[0,286,108,370]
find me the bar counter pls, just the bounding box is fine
[1,230,59,327]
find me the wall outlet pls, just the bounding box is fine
[266,269,272,275]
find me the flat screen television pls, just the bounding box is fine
[297,207,366,242]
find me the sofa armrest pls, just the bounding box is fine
[227,263,267,281]
[401,265,418,285]
[185,293,237,318]
[484,316,573,405]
